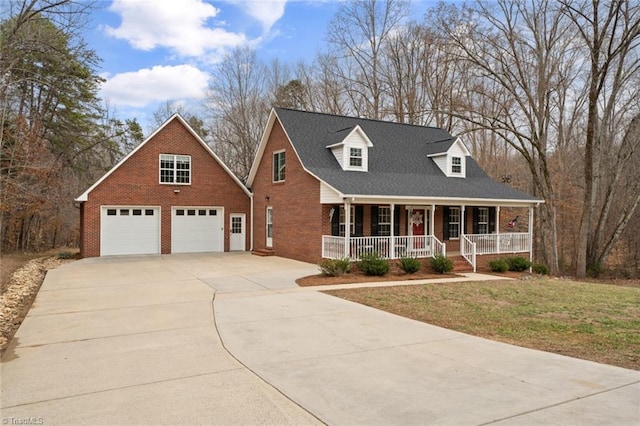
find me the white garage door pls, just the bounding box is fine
[101,207,160,256]
[171,207,223,253]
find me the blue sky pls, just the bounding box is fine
[84,0,434,130]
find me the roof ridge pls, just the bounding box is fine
[274,107,449,132]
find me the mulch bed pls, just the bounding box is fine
[297,270,462,286]
[296,258,528,286]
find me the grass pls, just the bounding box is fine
[325,278,640,370]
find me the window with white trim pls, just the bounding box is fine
[339,206,355,237]
[451,156,462,174]
[478,207,489,234]
[160,154,191,184]
[448,207,460,239]
[349,147,363,167]
[378,206,391,236]
[273,151,285,182]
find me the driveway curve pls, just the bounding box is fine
[2,253,638,425]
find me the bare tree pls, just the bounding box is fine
[561,0,640,277]
[206,47,270,179]
[440,0,583,273]
[326,0,410,119]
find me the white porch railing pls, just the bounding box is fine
[322,235,445,260]
[461,235,477,272]
[465,232,530,255]
[322,236,347,259]
[460,232,531,271]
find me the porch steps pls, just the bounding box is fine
[252,248,275,257]
[450,255,473,273]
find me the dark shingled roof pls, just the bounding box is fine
[275,108,539,202]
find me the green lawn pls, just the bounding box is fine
[325,278,640,370]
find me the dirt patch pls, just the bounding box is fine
[0,253,77,354]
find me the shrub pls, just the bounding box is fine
[318,258,351,277]
[358,252,390,276]
[488,258,509,273]
[57,251,75,259]
[587,262,604,278]
[507,256,532,272]
[430,254,453,274]
[532,263,549,275]
[399,256,421,274]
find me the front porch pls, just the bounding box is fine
[320,202,535,272]
[322,232,531,271]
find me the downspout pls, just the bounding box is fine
[249,192,254,252]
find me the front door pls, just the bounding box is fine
[408,209,430,253]
[266,207,273,247]
[409,209,430,236]
[229,213,245,251]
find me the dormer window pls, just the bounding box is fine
[326,125,373,172]
[428,138,469,178]
[349,148,363,167]
[451,156,462,174]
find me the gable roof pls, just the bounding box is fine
[250,108,540,205]
[325,125,374,148]
[76,114,250,202]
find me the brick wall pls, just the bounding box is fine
[80,118,251,257]
[251,119,324,264]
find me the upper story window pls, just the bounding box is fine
[349,147,363,168]
[273,150,285,182]
[451,156,462,174]
[326,125,372,172]
[160,154,190,184]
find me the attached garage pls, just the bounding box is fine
[76,114,251,258]
[101,207,160,256]
[171,207,223,253]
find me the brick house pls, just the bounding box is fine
[247,108,542,270]
[76,114,251,257]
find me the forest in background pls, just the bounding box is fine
[1,0,639,278]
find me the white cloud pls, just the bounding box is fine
[101,65,210,107]
[105,0,246,56]
[231,0,288,31]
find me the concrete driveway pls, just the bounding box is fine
[1,253,321,425]
[2,253,639,425]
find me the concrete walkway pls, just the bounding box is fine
[2,253,639,425]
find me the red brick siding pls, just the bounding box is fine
[251,120,323,264]
[80,119,250,257]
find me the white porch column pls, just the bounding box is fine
[344,200,350,258]
[461,205,466,236]
[430,205,435,236]
[529,206,534,268]
[390,203,395,259]
[496,206,501,254]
